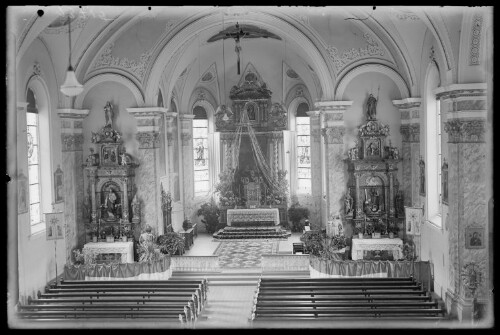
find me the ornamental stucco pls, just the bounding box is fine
[444,119,486,143]
[92,42,153,81]
[326,33,385,73]
[61,133,84,152]
[470,13,483,66]
[322,127,345,144]
[136,131,161,149]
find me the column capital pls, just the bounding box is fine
[400,124,420,143]
[127,107,167,118]
[322,126,345,144]
[444,119,486,143]
[179,114,196,120]
[306,110,320,118]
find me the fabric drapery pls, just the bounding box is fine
[63,257,172,281]
[231,108,281,194]
[309,257,433,291]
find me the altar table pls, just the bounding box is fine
[226,208,280,226]
[83,241,134,263]
[351,238,403,261]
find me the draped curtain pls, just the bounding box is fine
[309,257,433,291]
[64,257,172,281]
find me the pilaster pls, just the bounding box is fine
[57,108,89,263]
[438,84,489,321]
[128,107,166,235]
[316,100,352,229]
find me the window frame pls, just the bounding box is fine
[192,107,210,197]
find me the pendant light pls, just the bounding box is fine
[60,13,83,97]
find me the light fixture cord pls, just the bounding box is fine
[67,13,72,67]
[222,13,226,105]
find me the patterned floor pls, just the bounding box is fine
[213,240,280,268]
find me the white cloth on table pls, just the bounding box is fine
[83,241,134,263]
[226,208,280,226]
[351,238,403,261]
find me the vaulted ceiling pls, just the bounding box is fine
[12,6,485,109]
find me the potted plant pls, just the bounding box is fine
[72,248,85,265]
[388,224,400,239]
[156,232,186,255]
[182,219,193,231]
[300,230,324,256]
[288,202,310,233]
[371,220,385,239]
[197,200,223,235]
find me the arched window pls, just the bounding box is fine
[296,102,311,193]
[193,105,209,196]
[425,63,442,226]
[26,88,43,233]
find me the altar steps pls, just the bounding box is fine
[170,270,310,286]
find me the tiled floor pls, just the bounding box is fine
[184,232,303,257]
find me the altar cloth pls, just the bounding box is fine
[351,238,403,261]
[226,208,280,226]
[83,241,134,263]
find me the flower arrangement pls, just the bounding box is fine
[197,200,223,234]
[330,234,347,250]
[156,232,186,255]
[72,248,85,265]
[402,242,417,261]
[300,230,324,256]
[215,169,237,206]
[372,219,386,233]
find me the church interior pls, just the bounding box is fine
[6,6,494,329]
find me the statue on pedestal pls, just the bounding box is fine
[344,192,353,216]
[104,101,114,128]
[131,193,140,222]
[366,94,377,120]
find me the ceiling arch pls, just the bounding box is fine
[335,63,410,100]
[143,9,336,106]
[74,73,144,109]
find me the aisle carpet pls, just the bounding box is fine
[213,240,280,268]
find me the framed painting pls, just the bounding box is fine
[54,165,64,203]
[101,145,119,165]
[17,171,28,214]
[419,158,426,196]
[442,160,448,205]
[46,212,64,240]
[465,227,484,249]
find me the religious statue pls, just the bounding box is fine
[86,148,98,166]
[104,187,119,220]
[139,225,155,246]
[367,142,379,156]
[131,193,140,221]
[392,147,399,160]
[104,101,114,127]
[247,104,256,120]
[120,153,128,166]
[344,192,353,215]
[366,94,377,120]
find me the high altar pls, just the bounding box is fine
[215,68,289,225]
[344,94,405,237]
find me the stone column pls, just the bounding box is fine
[128,108,166,235]
[57,109,89,263]
[307,111,323,228]
[317,101,352,228]
[393,98,422,208]
[438,84,489,322]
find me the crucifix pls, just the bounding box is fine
[227,22,245,75]
[207,22,282,75]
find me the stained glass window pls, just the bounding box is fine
[296,115,311,193]
[193,106,209,196]
[26,88,43,233]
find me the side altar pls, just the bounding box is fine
[83,102,141,243]
[344,94,405,237]
[215,67,289,226]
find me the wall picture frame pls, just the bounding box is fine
[45,212,64,240]
[419,158,426,196]
[54,165,64,203]
[465,226,484,249]
[17,171,29,214]
[442,159,448,205]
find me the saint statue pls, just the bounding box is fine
[104,101,114,127]
[105,188,118,220]
[139,225,155,246]
[344,192,353,215]
[366,94,377,120]
[247,104,256,120]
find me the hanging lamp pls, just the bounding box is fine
[60,13,83,97]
